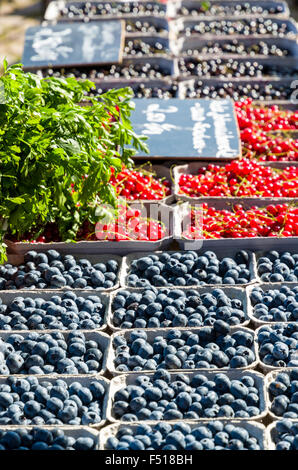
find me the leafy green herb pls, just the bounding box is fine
[0,63,148,263]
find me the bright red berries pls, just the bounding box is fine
[183,203,298,240]
[109,166,171,200]
[179,159,298,198]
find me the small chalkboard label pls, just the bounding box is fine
[130,98,241,160]
[22,20,124,69]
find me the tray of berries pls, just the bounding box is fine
[107,285,251,332]
[121,248,257,288]
[179,77,297,101]
[169,1,290,20]
[44,1,169,22]
[265,369,298,421]
[123,36,171,58]
[266,419,298,450]
[172,35,298,58]
[99,420,267,450]
[107,325,258,375]
[247,284,298,327]
[0,290,111,332]
[108,163,174,205]
[90,78,179,99]
[0,330,110,376]
[236,99,298,131]
[106,369,267,423]
[255,250,298,284]
[37,57,177,81]
[172,16,298,38]
[173,160,298,202]
[5,204,174,257]
[124,16,170,37]
[0,374,109,428]
[0,426,100,450]
[1,250,122,292]
[177,56,298,80]
[255,323,298,373]
[175,200,298,251]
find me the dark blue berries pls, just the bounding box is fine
[0,332,105,374]
[0,376,106,425]
[257,324,298,368]
[127,250,252,287]
[251,285,298,322]
[113,326,256,372]
[0,428,97,450]
[105,421,262,450]
[0,292,106,330]
[257,251,298,283]
[112,287,247,329]
[268,370,298,419]
[112,370,262,421]
[0,250,119,290]
[271,420,298,450]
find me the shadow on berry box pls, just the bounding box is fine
[0,425,100,449]
[107,285,251,332]
[266,419,298,449]
[119,247,258,289]
[264,368,298,422]
[174,200,298,251]
[5,204,174,257]
[0,290,111,332]
[172,35,298,57]
[106,325,259,376]
[98,420,268,449]
[0,374,109,430]
[172,162,298,205]
[169,0,290,20]
[106,369,268,424]
[0,330,110,376]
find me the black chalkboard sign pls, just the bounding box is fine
[130,98,241,160]
[22,20,124,69]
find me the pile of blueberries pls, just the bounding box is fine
[257,250,298,282]
[112,369,262,421]
[250,285,298,322]
[0,291,106,331]
[0,331,105,375]
[112,287,247,329]
[124,38,169,56]
[113,325,256,372]
[182,18,294,36]
[0,376,106,425]
[257,323,298,368]
[271,419,298,450]
[184,80,292,100]
[127,250,252,287]
[106,421,262,450]
[184,40,293,57]
[126,19,168,34]
[58,1,166,18]
[92,82,178,99]
[178,58,297,78]
[0,428,96,450]
[177,3,285,17]
[268,369,298,419]
[0,250,119,290]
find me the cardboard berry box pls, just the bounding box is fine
[266,419,298,449]
[106,369,268,424]
[0,374,110,430]
[264,369,298,422]
[99,420,268,450]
